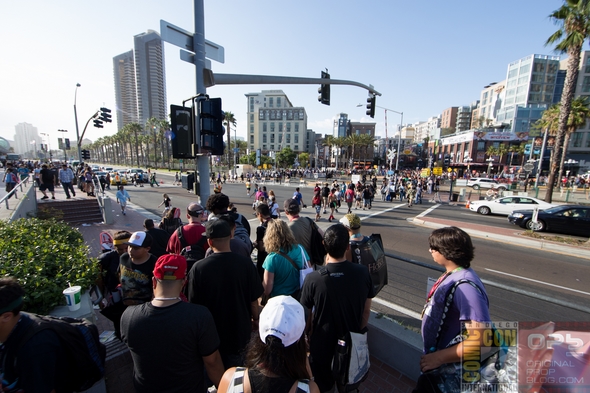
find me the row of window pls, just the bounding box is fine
[258,109,305,121]
[259,134,299,143]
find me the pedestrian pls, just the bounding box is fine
[119,232,158,306]
[185,219,263,369]
[217,295,320,393]
[328,188,337,222]
[312,189,322,222]
[3,168,18,199]
[143,218,171,258]
[174,171,180,185]
[253,204,272,280]
[268,196,280,219]
[121,254,225,393]
[0,278,75,392]
[159,207,183,235]
[414,227,490,390]
[300,224,375,392]
[157,193,172,215]
[293,187,304,208]
[39,164,56,200]
[245,180,251,196]
[344,184,355,214]
[58,163,76,199]
[284,198,324,263]
[407,184,416,207]
[84,168,95,196]
[116,185,131,215]
[321,182,330,213]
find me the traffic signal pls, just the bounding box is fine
[99,107,112,123]
[93,119,103,128]
[199,97,225,156]
[58,138,64,150]
[170,104,195,159]
[65,138,70,150]
[443,155,450,166]
[82,150,90,160]
[318,70,330,106]
[366,93,376,118]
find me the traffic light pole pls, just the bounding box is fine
[194,0,210,205]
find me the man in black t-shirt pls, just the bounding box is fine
[300,224,375,392]
[39,163,56,200]
[185,220,263,369]
[143,219,170,258]
[121,255,225,393]
[119,232,158,306]
[253,203,272,280]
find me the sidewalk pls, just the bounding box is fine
[75,197,415,393]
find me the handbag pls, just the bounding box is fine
[278,245,313,288]
[415,279,516,393]
[320,268,370,392]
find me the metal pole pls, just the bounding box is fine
[194,0,210,205]
[233,127,237,176]
[396,112,403,171]
[74,83,82,162]
[534,128,549,189]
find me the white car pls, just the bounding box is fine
[468,196,556,216]
[463,177,508,191]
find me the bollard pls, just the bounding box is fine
[565,189,570,203]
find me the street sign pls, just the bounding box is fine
[160,20,225,63]
[447,167,452,173]
[523,162,535,171]
[433,167,443,175]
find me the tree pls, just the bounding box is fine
[496,143,508,166]
[544,0,590,202]
[275,146,296,168]
[298,152,310,167]
[508,144,524,166]
[223,112,237,168]
[322,135,336,167]
[346,134,364,167]
[359,134,376,168]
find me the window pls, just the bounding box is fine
[250,135,254,144]
[263,123,267,132]
[295,123,299,132]
[270,111,276,120]
[517,76,529,85]
[263,145,267,150]
[582,76,590,93]
[277,97,281,107]
[287,123,291,132]
[278,122,283,132]
[249,97,254,112]
[572,132,583,147]
[259,111,265,120]
[250,114,254,122]
[295,145,299,151]
[519,64,531,74]
[279,135,282,144]
[295,134,299,143]
[270,134,275,143]
[299,111,304,120]
[477,141,485,150]
[271,145,274,150]
[270,123,275,132]
[269,97,274,108]
[250,125,254,134]
[287,110,293,120]
[286,134,291,143]
[508,69,518,79]
[263,135,267,143]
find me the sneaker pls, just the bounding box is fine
[66,197,71,199]
[122,211,126,215]
[41,196,49,200]
[72,192,76,196]
[51,196,55,200]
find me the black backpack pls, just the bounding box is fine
[14,313,106,392]
[177,226,208,271]
[305,217,327,266]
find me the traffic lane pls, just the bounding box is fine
[425,203,516,229]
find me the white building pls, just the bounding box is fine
[14,122,41,156]
[245,90,308,154]
[113,50,138,130]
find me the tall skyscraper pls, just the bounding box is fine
[113,50,138,130]
[14,122,40,156]
[113,30,167,130]
[134,30,167,127]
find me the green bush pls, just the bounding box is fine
[0,218,100,314]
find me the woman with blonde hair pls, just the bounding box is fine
[262,219,309,300]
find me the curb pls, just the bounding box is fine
[410,217,590,261]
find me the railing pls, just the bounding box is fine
[384,251,590,316]
[0,176,31,209]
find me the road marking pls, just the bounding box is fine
[415,205,440,218]
[485,268,590,296]
[460,213,506,220]
[372,297,422,320]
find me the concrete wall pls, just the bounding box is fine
[367,311,422,382]
[0,181,37,222]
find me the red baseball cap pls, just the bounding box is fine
[153,254,187,281]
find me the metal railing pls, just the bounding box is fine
[0,176,31,209]
[384,251,590,315]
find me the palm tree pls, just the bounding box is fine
[497,144,508,167]
[346,134,364,168]
[223,112,236,168]
[322,135,336,167]
[359,134,376,169]
[544,0,590,202]
[159,119,171,168]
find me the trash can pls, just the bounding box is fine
[181,173,195,191]
[451,193,459,202]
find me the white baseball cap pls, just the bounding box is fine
[259,295,305,347]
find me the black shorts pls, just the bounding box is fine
[40,183,54,192]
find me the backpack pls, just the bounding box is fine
[322,186,330,198]
[305,217,327,266]
[161,217,182,235]
[177,226,208,271]
[14,313,106,392]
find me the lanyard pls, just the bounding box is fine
[425,267,463,306]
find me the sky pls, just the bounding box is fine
[1,0,584,150]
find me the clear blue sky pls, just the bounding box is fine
[1,0,581,149]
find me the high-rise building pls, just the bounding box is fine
[134,30,167,127]
[334,113,349,137]
[245,90,308,154]
[113,50,138,130]
[14,122,40,156]
[113,30,167,130]
[440,107,458,131]
[568,50,590,163]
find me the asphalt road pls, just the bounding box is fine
[111,174,590,329]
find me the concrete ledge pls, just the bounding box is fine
[6,183,37,222]
[367,311,422,382]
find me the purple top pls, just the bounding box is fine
[421,268,490,353]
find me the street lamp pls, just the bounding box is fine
[357,104,403,170]
[74,83,82,162]
[40,133,51,160]
[486,157,494,176]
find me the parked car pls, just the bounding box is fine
[456,177,508,191]
[124,168,147,183]
[508,205,590,237]
[468,196,556,216]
